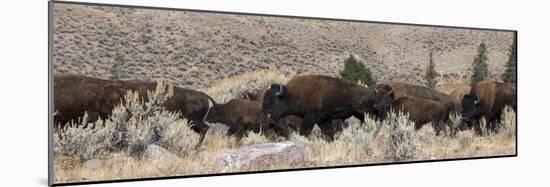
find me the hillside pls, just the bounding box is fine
[52,4,514,89]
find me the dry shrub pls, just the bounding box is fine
[384,111,418,161]
[479,117,491,136]
[500,106,516,139]
[54,118,116,161]
[241,131,270,146]
[205,67,291,103]
[335,117,376,155]
[449,113,462,130]
[456,130,475,148]
[54,81,199,160]
[415,124,436,145]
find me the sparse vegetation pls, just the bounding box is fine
[470,42,490,84]
[340,54,377,86]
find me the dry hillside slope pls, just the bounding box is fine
[53,4,514,89]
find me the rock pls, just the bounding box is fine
[82,159,103,170]
[142,145,181,163]
[214,141,306,172]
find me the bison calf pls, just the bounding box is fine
[206,99,291,142]
[375,91,452,136]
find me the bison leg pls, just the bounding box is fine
[85,111,100,129]
[190,120,210,149]
[318,120,337,142]
[432,120,443,136]
[271,121,291,139]
[352,112,365,125]
[226,126,237,136]
[488,115,501,134]
[299,113,319,137]
[473,120,483,135]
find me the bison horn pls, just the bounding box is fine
[474,98,480,105]
[276,84,283,96]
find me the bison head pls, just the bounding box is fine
[373,88,395,120]
[262,84,291,121]
[460,93,483,130]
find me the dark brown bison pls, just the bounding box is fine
[375,81,454,119]
[460,81,516,134]
[374,92,452,135]
[450,85,471,113]
[53,74,216,148]
[261,75,378,140]
[241,88,345,141]
[205,98,291,142]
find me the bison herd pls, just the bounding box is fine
[54,74,516,148]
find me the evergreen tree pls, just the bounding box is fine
[470,42,490,84]
[110,52,125,80]
[340,54,376,86]
[424,51,439,88]
[501,36,517,83]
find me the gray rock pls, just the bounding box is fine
[214,141,306,172]
[143,145,181,163]
[82,159,103,170]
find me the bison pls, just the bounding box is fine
[205,98,291,142]
[241,88,345,141]
[374,91,452,135]
[375,81,454,119]
[460,81,516,134]
[53,74,217,148]
[261,75,378,140]
[450,85,471,113]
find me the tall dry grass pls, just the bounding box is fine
[53,69,516,183]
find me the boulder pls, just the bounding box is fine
[142,144,181,163]
[214,141,306,172]
[82,159,103,170]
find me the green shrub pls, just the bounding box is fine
[470,42,490,84]
[424,51,439,88]
[501,36,517,83]
[340,54,376,86]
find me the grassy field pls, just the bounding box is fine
[52,69,516,183]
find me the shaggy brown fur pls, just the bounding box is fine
[450,85,471,113]
[206,99,291,141]
[462,81,516,133]
[262,75,378,140]
[394,96,451,135]
[376,81,454,112]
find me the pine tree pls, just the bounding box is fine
[470,42,490,84]
[501,36,517,83]
[340,54,376,86]
[424,51,439,88]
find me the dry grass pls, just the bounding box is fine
[53,69,516,184]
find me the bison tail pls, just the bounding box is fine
[204,94,219,107]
